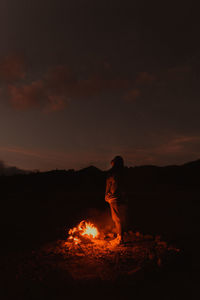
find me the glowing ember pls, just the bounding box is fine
[68,220,99,244]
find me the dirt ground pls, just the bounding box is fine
[1,230,181,300]
[1,166,200,299]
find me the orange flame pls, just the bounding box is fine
[68,220,99,244]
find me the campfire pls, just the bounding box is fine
[64,219,180,281]
[16,220,180,283]
[68,220,100,244]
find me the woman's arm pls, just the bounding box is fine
[105,177,111,202]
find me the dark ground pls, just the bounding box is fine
[0,160,200,299]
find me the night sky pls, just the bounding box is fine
[0,0,200,171]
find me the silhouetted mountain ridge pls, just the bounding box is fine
[0,160,30,176]
[1,158,200,177]
[182,159,200,168]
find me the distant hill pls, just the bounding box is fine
[182,159,200,168]
[0,160,30,176]
[0,158,200,181]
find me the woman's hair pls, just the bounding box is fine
[111,156,124,169]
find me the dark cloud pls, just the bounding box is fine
[0,54,26,83]
[136,72,156,85]
[123,89,141,102]
[8,80,67,112]
[166,65,192,81]
[7,65,134,112]
[6,60,194,112]
[5,62,161,112]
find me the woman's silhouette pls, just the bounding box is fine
[105,156,126,244]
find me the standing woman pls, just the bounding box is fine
[105,156,126,244]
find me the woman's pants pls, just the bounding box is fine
[109,202,126,238]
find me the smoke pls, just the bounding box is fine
[82,208,114,235]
